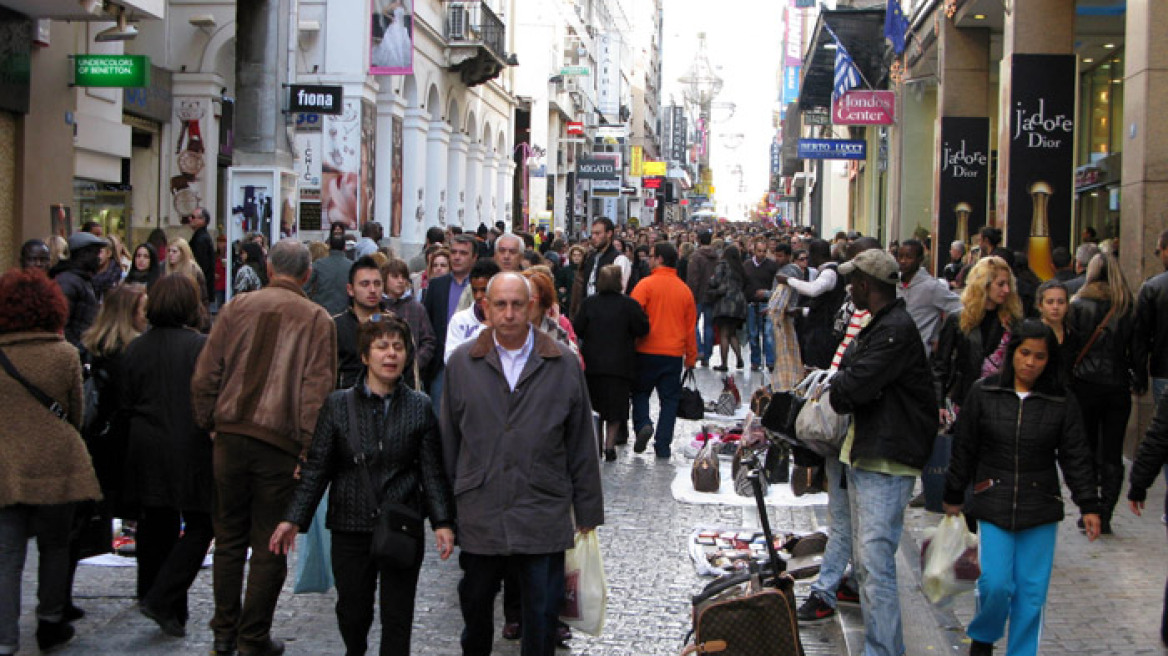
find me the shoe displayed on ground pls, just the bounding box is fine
[239,638,284,656]
[35,620,75,652]
[63,604,85,622]
[633,425,654,454]
[969,639,994,655]
[140,602,186,637]
[556,624,572,649]
[502,621,521,640]
[796,594,835,622]
[604,448,617,462]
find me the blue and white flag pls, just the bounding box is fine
[824,24,861,102]
[885,0,910,55]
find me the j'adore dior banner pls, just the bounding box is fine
[1003,54,1075,280]
[937,116,990,265]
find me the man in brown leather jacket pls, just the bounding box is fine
[192,239,337,656]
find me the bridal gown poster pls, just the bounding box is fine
[370,0,414,75]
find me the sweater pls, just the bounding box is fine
[631,266,698,366]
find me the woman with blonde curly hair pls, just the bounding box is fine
[165,238,207,303]
[934,256,1023,427]
[1068,252,1136,534]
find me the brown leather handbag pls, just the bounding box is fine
[692,438,721,493]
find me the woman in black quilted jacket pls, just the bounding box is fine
[944,320,1101,656]
[271,315,454,656]
[1068,252,1135,534]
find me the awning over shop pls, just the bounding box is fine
[799,8,888,111]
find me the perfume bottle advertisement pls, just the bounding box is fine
[936,116,990,268]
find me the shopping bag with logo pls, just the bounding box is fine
[561,530,607,636]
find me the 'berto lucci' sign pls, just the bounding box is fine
[832,90,895,125]
[73,55,150,88]
[288,85,344,115]
[797,139,866,160]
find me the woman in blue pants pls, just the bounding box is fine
[944,320,1102,656]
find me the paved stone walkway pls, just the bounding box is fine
[11,366,1168,655]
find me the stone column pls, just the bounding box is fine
[425,120,451,229]
[234,0,293,167]
[447,132,468,228]
[402,107,429,246]
[479,147,498,230]
[465,142,485,232]
[375,88,403,242]
[1121,0,1168,448]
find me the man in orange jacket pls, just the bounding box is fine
[630,241,698,458]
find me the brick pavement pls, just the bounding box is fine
[13,365,1166,655]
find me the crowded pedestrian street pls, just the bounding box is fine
[6,362,1165,655]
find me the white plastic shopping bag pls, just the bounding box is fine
[560,530,607,636]
[921,514,980,604]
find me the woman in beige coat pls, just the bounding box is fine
[0,269,101,655]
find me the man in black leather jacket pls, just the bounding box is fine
[827,249,938,656]
[1134,228,1168,400]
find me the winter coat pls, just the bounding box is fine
[52,265,99,349]
[1129,393,1168,503]
[829,299,938,469]
[191,278,338,458]
[709,260,748,321]
[285,381,454,533]
[120,327,213,513]
[1134,270,1168,387]
[85,351,131,513]
[440,328,604,555]
[933,310,1013,407]
[573,290,651,380]
[383,293,438,380]
[190,225,216,301]
[685,245,720,304]
[305,251,354,317]
[0,332,101,508]
[1068,283,1134,389]
[570,244,622,319]
[555,262,578,311]
[945,375,1102,531]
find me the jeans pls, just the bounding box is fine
[331,531,422,656]
[967,521,1058,656]
[846,467,915,656]
[809,456,851,608]
[631,353,684,457]
[138,509,214,624]
[458,551,565,656]
[0,504,75,654]
[746,303,775,368]
[696,303,715,361]
[210,434,299,652]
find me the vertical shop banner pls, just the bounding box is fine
[937,117,990,265]
[360,99,377,230]
[1005,54,1076,280]
[321,100,361,230]
[370,0,414,75]
[391,115,404,237]
[170,98,210,220]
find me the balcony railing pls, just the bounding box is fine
[445,1,506,62]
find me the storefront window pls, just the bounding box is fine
[1079,52,1124,164]
[73,179,132,243]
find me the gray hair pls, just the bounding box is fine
[268,238,311,278]
[496,233,523,250]
[950,240,965,254]
[485,271,532,300]
[1074,242,1101,267]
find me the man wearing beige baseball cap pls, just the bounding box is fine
[825,247,938,656]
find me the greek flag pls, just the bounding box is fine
[825,24,861,102]
[885,0,910,55]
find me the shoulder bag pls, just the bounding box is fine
[678,369,705,420]
[793,371,849,458]
[1073,304,1118,372]
[0,348,68,422]
[691,436,721,493]
[344,389,425,569]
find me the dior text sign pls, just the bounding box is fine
[936,117,990,271]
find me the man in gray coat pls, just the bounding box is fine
[304,234,353,316]
[440,272,603,656]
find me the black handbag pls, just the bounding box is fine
[345,390,424,569]
[677,369,705,420]
[761,389,804,441]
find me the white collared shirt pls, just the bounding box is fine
[495,326,535,391]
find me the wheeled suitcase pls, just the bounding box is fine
[681,456,805,655]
